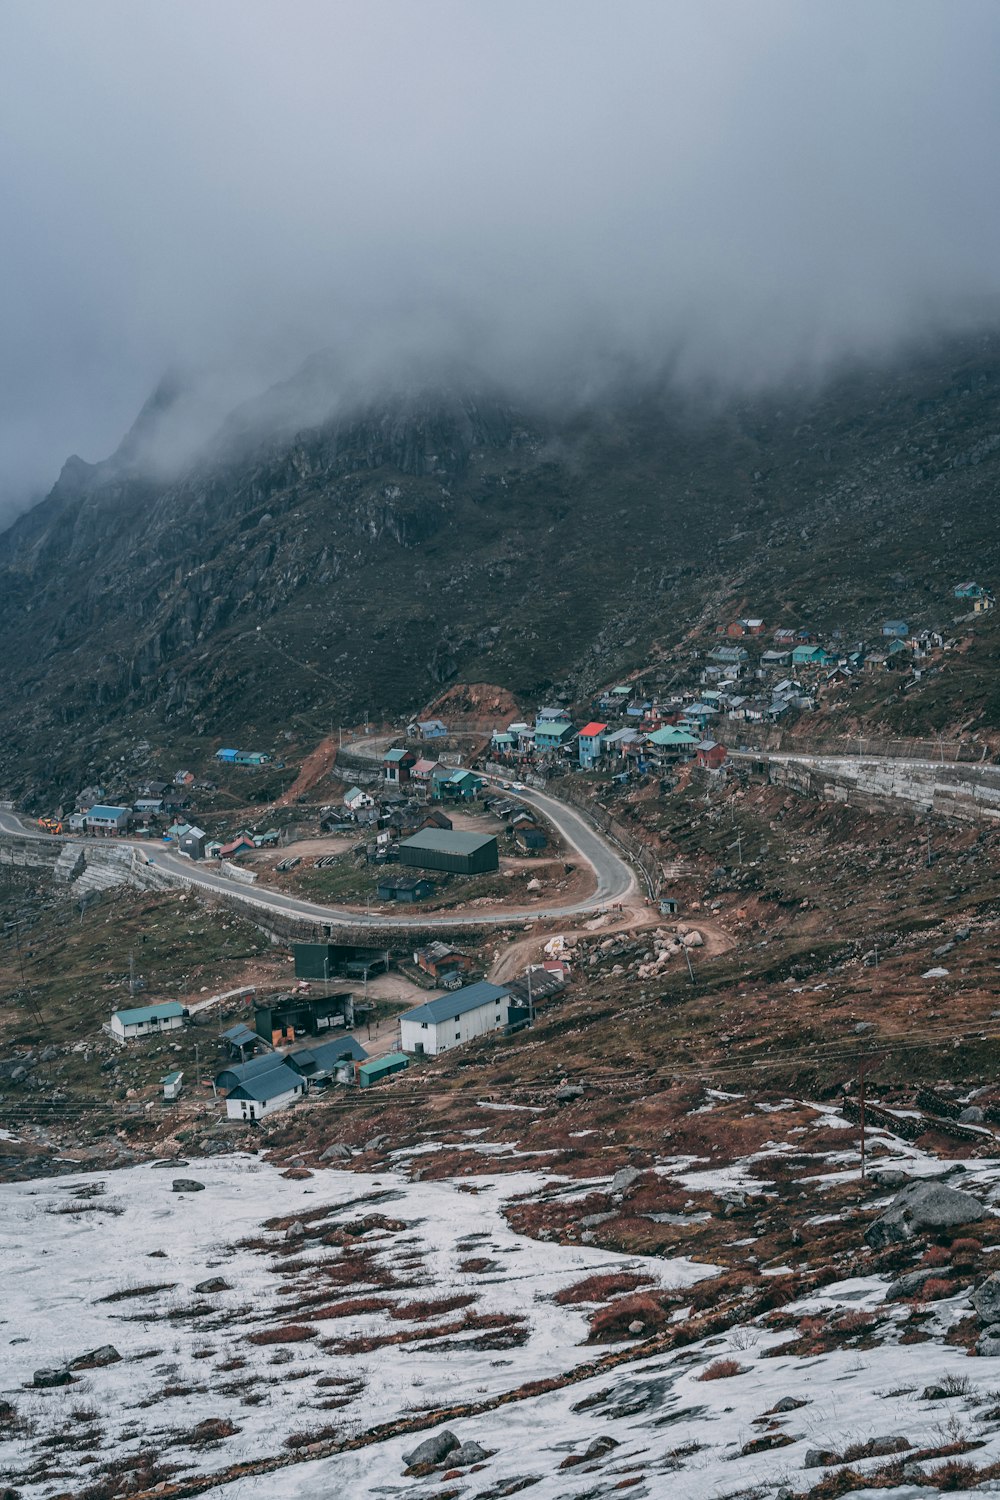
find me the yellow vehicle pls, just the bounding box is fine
[37,817,63,835]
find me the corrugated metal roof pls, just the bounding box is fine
[400,829,497,856]
[113,1001,184,1027]
[228,1062,303,1102]
[402,980,510,1026]
[579,722,608,737]
[358,1052,408,1079]
[88,805,130,820]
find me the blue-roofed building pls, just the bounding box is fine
[215,748,239,763]
[85,804,131,835]
[225,1060,305,1121]
[110,1000,185,1041]
[882,620,909,638]
[399,980,513,1056]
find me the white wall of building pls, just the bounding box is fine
[400,998,509,1057]
[225,1082,303,1122]
[110,1013,184,1041]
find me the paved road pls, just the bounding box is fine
[0,782,636,932]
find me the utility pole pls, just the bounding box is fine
[527,966,534,1026]
[859,1054,868,1179]
[683,943,695,985]
[926,831,933,867]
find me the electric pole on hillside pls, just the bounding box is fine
[857,1052,881,1182]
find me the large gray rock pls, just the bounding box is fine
[972,1273,1000,1325]
[69,1345,120,1370]
[321,1143,352,1160]
[450,1441,490,1465]
[33,1365,71,1388]
[194,1278,230,1294]
[865,1179,984,1249]
[171,1178,205,1193]
[403,1429,460,1467]
[609,1167,642,1196]
[976,1330,1000,1357]
[884,1268,947,1302]
[960,1105,985,1124]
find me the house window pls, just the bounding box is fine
[455,1032,461,1041]
[421,1022,428,1029]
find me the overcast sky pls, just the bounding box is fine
[2,0,1000,519]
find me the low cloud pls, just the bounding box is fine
[2,0,1000,510]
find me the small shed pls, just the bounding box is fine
[179,826,208,860]
[658,896,680,916]
[161,1070,184,1101]
[377,873,436,902]
[358,1053,409,1089]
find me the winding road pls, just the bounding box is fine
[0,779,637,932]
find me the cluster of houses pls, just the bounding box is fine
[107,933,571,1119]
[490,705,727,775]
[486,582,994,776]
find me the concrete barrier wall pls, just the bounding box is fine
[768,756,1000,824]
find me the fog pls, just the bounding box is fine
[2,0,1000,521]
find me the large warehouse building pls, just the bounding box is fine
[399,981,512,1056]
[398,828,499,876]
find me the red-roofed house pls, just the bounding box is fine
[578,722,608,769]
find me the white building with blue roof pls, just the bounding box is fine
[399,980,512,1057]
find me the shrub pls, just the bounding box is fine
[696,1358,745,1381]
[284,1424,340,1450]
[950,1238,983,1266]
[917,1277,956,1302]
[554,1272,655,1305]
[929,1459,981,1490]
[391,1295,476,1321]
[311,1297,393,1320]
[921,1245,951,1268]
[247,1324,316,1345]
[833,1310,876,1335]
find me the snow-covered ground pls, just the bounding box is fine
[7,1130,1000,1498]
[0,1156,712,1498]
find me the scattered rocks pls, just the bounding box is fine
[32,1365,71,1388]
[171,1179,205,1194]
[742,1432,795,1455]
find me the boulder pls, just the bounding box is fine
[584,1436,619,1459]
[403,1429,460,1468]
[450,1441,490,1465]
[972,1273,1000,1325]
[320,1143,352,1160]
[865,1179,984,1249]
[803,1448,836,1468]
[171,1178,205,1193]
[884,1268,946,1302]
[194,1278,230,1294]
[285,1222,304,1241]
[69,1345,120,1370]
[959,1105,985,1124]
[976,1330,1000,1357]
[609,1166,642,1196]
[771,1396,809,1412]
[33,1365,71,1388]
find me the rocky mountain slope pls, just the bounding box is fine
[4,333,1000,799]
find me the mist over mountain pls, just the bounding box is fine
[3,1,1000,514]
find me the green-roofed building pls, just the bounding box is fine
[358,1053,409,1089]
[110,1001,186,1041]
[399,828,499,875]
